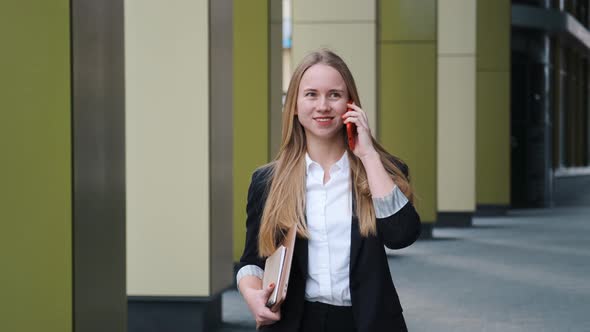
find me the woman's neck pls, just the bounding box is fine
[306,134,346,171]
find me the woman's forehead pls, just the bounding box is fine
[299,64,346,89]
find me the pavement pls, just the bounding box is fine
[218,177,590,332]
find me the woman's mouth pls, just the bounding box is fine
[314,117,334,126]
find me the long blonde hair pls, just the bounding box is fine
[258,49,413,257]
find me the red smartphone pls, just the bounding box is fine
[346,100,357,150]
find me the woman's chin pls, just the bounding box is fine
[305,129,345,143]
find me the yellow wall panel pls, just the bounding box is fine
[477,72,511,204]
[379,0,436,42]
[476,0,510,206]
[0,1,72,330]
[379,43,437,222]
[477,0,510,71]
[233,0,271,261]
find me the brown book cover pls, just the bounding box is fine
[262,223,297,313]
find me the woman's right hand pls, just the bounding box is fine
[241,282,281,328]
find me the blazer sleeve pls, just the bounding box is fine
[236,167,271,272]
[376,201,421,249]
[375,157,421,249]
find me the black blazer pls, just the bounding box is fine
[237,163,421,332]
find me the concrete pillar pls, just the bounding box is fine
[436,0,477,226]
[125,0,233,330]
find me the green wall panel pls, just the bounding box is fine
[379,44,437,222]
[0,1,72,331]
[477,0,510,71]
[476,0,510,206]
[379,0,436,42]
[477,72,511,205]
[233,0,270,261]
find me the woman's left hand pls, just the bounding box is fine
[342,102,377,160]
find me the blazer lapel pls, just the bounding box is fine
[295,236,308,277]
[296,216,308,277]
[350,215,363,273]
[349,185,364,273]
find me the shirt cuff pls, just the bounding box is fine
[236,264,264,292]
[372,185,409,218]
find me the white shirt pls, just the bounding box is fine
[304,151,352,306]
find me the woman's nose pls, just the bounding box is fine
[316,97,330,111]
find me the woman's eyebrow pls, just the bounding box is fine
[301,88,344,93]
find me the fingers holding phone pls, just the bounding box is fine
[345,100,357,150]
[342,101,375,158]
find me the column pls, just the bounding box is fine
[476,0,511,214]
[379,0,437,237]
[233,0,283,262]
[125,1,233,331]
[436,0,476,226]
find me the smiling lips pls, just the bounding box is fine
[314,116,335,126]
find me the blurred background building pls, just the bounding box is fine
[1,0,588,331]
[511,0,590,207]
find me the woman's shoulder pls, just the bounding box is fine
[250,161,277,189]
[247,162,276,203]
[252,161,276,180]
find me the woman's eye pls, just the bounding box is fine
[329,92,341,98]
[305,92,316,97]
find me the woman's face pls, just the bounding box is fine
[296,63,349,143]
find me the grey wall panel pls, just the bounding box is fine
[71,0,126,331]
[209,0,234,295]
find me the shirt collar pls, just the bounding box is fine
[305,150,349,175]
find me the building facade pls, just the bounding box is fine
[2,0,589,331]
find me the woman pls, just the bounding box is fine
[236,49,421,332]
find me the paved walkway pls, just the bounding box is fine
[219,205,590,332]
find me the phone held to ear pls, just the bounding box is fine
[346,100,357,150]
